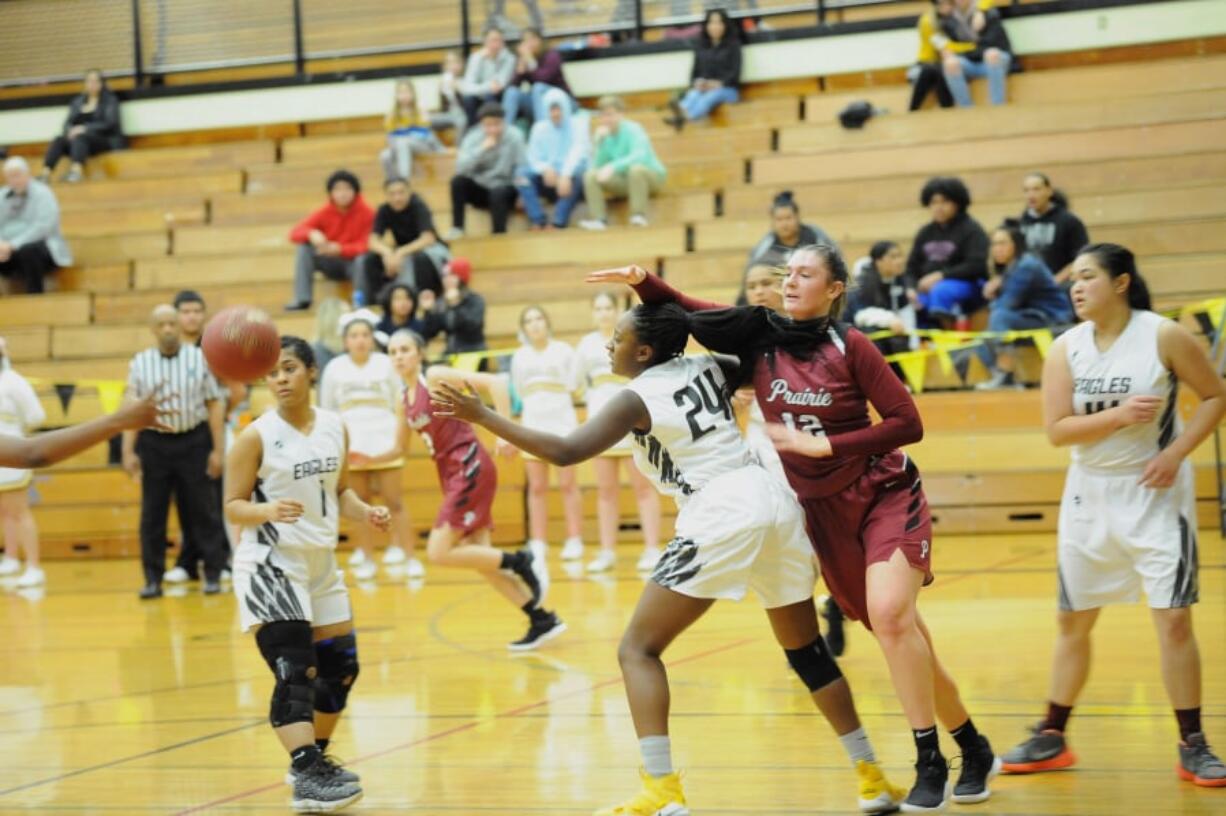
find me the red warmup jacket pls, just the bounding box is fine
[288,195,375,259]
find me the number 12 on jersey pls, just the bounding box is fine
[781,411,826,438]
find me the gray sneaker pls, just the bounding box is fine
[1178,733,1226,787]
[285,754,360,786]
[291,757,363,813]
[951,735,1002,803]
[1000,725,1076,773]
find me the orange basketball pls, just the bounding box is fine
[201,306,281,382]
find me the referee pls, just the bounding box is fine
[121,304,227,599]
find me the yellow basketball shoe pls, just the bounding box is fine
[594,768,689,816]
[857,759,908,814]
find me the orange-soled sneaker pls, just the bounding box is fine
[1178,733,1226,787]
[1000,726,1077,774]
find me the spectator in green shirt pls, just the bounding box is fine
[578,96,666,230]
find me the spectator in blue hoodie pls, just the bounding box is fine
[515,88,590,229]
[976,220,1074,390]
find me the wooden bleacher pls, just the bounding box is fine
[5,45,1222,559]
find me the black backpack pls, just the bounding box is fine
[838,100,876,129]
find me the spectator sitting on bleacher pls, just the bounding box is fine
[907,176,989,325]
[578,96,666,230]
[355,176,449,307]
[447,103,526,239]
[285,169,375,312]
[1019,171,1090,285]
[503,28,574,127]
[459,28,517,129]
[421,258,488,357]
[376,282,426,343]
[431,52,469,136]
[0,157,71,295]
[847,240,916,357]
[517,88,590,230]
[976,220,1074,390]
[937,0,1014,107]
[665,8,744,131]
[38,69,125,185]
[380,79,445,182]
[909,0,963,110]
[747,190,838,268]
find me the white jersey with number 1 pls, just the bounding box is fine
[237,407,346,553]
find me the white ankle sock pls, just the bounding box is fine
[839,726,876,765]
[640,735,673,777]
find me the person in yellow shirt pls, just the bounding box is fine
[380,79,445,181]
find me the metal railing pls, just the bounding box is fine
[0,0,915,89]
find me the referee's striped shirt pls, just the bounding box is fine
[126,344,221,433]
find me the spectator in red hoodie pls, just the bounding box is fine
[286,170,375,311]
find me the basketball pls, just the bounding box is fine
[201,306,280,382]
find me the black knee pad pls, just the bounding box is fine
[785,636,843,692]
[255,621,317,727]
[313,633,359,714]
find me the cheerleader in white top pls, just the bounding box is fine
[319,310,416,580]
[1000,244,1226,786]
[225,337,390,812]
[579,292,662,574]
[510,305,585,561]
[0,339,47,588]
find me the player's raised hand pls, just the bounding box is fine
[266,499,305,524]
[117,384,176,432]
[585,265,647,286]
[430,381,484,422]
[366,504,392,532]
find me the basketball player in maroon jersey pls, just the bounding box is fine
[365,330,564,651]
[589,246,998,812]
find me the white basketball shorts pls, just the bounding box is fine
[232,544,353,632]
[1057,462,1198,611]
[650,464,817,609]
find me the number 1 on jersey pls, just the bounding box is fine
[320,480,327,517]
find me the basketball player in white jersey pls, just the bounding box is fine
[226,337,392,813]
[1001,244,1226,786]
[434,302,905,816]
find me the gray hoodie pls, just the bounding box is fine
[455,124,527,190]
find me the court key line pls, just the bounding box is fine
[171,637,754,815]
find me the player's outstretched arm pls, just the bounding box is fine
[432,381,647,467]
[0,388,171,469]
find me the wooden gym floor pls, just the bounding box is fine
[0,530,1222,814]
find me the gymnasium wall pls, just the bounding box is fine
[0,0,1221,144]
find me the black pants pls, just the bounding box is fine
[137,424,226,585]
[355,250,442,305]
[0,241,56,294]
[909,63,954,111]
[43,132,111,168]
[174,477,229,578]
[450,175,516,234]
[459,94,498,129]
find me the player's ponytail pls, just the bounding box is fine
[1078,242,1152,311]
[629,302,691,366]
